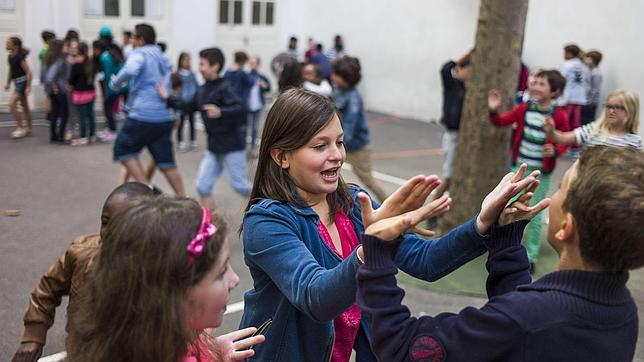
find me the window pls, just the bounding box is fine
[219,0,243,25]
[251,1,275,26]
[132,0,144,16]
[219,0,229,23]
[0,0,16,11]
[104,0,119,16]
[233,0,243,24]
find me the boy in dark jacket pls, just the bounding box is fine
[357,146,644,361]
[196,47,252,209]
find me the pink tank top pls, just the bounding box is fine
[317,210,363,362]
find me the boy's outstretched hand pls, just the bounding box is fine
[213,327,266,361]
[499,179,551,226]
[476,163,540,234]
[203,104,222,119]
[359,175,441,236]
[361,194,452,242]
[488,89,502,112]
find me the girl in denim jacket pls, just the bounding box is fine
[239,88,541,361]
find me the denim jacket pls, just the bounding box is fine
[240,186,488,361]
[333,88,370,152]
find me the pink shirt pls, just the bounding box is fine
[317,210,363,362]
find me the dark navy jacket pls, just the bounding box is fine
[357,220,638,361]
[196,77,245,154]
[440,61,465,131]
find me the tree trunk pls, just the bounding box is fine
[439,0,529,233]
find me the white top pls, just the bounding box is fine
[303,80,333,97]
[560,58,591,106]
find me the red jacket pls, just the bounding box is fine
[489,102,569,173]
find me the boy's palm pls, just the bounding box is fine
[499,180,551,225]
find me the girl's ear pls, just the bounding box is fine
[270,148,289,169]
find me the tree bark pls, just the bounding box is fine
[439,0,529,233]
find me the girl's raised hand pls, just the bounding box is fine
[359,174,441,230]
[362,194,452,242]
[213,327,266,362]
[476,163,540,234]
[542,117,555,136]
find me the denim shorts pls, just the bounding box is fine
[113,118,176,169]
[13,77,27,95]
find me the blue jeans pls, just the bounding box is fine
[195,150,252,197]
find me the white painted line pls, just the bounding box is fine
[38,351,66,362]
[343,163,407,186]
[224,300,245,315]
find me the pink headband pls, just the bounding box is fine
[186,207,217,268]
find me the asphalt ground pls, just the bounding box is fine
[1,110,643,361]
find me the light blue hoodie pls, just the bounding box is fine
[110,44,173,122]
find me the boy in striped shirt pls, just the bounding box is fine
[488,69,569,272]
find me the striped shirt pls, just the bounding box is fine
[517,103,554,168]
[575,121,643,150]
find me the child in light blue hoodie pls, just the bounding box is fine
[110,23,186,196]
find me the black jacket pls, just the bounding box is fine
[197,78,245,154]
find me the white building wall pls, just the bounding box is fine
[286,0,644,138]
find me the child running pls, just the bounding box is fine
[11,182,156,362]
[488,69,569,272]
[239,88,540,361]
[331,56,388,203]
[66,197,265,361]
[357,146,644,362]
[4,36,33,139]
[543,89,641,150]
[195,47,252,209]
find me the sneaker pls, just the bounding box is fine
[177,141,188,152]
[190,140,198,150]
[71,137,89,146]
[99,130,117,143]
[10,128,27,139]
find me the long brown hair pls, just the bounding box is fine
[44,39,64,65]
[67,197,227,362]
[241,88,353,232]
[7,36,29,56]
[77,41,94,85]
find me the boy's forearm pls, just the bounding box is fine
[484,221,531,297]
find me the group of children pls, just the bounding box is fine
[13,85,644,362]
[438,43,641,272]
[9,30,644,362]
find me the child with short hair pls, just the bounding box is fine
[582,50,603,125]
[176,52,200,151]
[357,146,644,361]
[11,182,156,362]
[239,87,540,361]
[246,55,271,155]
[195,47,252,209]
[302,63,332,97]
[66,197,265,361]
[5,36,33,139]
[434,50,473,199]
[489,69,570,271]
[331,56,388,203]
[544,89,641,150]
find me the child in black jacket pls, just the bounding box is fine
[357,146,644,361]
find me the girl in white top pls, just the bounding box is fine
[544,89,641,150]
